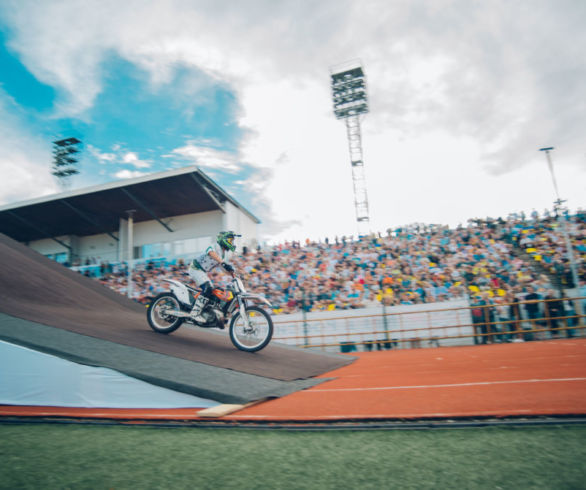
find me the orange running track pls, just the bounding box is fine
[230,338,586,422]
[2,339,586,422]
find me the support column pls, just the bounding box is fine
[126,210,136,299]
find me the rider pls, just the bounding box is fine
[188,230,240,322]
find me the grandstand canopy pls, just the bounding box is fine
[0,166,259,243]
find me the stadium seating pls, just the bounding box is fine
[79,210,583,316]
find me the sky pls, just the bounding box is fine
[0,0,584,245]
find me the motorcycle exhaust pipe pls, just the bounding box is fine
[166,310,191,318]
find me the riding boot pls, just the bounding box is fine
[190,295,209,322]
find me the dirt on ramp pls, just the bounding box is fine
[0,233,353,383]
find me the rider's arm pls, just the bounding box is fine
[208,250,235,273]
[208,250,223,264]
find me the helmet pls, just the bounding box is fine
[217,231,240,252]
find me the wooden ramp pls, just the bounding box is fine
[0,233,354,404]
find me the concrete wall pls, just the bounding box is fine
[28,206,259,264]
[27,236,71,260]
[222,201,259,250]
[29,233,120,264]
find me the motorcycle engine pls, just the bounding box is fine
[201,308,215,323]
[202,307,224,324]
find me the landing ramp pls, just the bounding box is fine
[0,234,354,403]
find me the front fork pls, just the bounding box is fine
[238,300,251,329]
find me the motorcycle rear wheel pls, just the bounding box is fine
[229,306,273,352]
[147,293,184,334]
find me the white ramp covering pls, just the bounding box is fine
[0,341,220,409]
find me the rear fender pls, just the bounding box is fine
[163,279,191,306]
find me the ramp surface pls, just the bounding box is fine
[0,234,353,403]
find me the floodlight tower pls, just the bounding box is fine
[52,137,82,189]
[331,61,371,237]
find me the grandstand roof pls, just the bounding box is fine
[0,166,260,243]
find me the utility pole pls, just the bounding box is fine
[539,147,580,291]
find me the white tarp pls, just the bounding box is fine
[0,341,219,408]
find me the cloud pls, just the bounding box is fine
[87,144,116,163]
[87,145,151,170]
[0,0,584,242]
[113,169,147,179]
[234,170,302,239]
[122,151,151,169]
[0,92,59,205]
[170,143,240,172]
[0,150,57,205]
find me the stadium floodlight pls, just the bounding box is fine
[52,137,82,189]
[331,60,371,237]
[331,65,368,119]
[539,147,580,292]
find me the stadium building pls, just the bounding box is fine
[0,166,260,268]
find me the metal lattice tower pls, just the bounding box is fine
[331,61,370,237]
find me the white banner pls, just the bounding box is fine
[272,298,474,352]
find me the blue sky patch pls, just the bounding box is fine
[0,29,244,182]
[0,29,56,112]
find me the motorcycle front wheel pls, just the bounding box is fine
[147,293,184,334]
[229,306,273,352]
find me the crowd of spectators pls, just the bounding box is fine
[82,208,584,317]
[510,207,585,288]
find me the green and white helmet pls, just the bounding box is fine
[217,231,240,252]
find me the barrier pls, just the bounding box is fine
[272,296,586,353]
[71,256,175,278]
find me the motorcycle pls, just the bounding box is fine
[146,274,274,352]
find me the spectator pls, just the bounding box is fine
[565,300,577,338]
[544,290,565,338]
[470,295,486,345]
[494,297,510,342]
[507,291,524,342]
[75,208,586,318]
[523,286,541,340]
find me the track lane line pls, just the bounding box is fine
[303,377,586,392]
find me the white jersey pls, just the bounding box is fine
[191,243,232,273]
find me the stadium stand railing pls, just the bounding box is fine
[272,296,586,353]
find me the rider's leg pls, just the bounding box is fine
[190,281,212,321]
[187,266,213,321]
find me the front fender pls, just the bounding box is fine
[240,293,272,308]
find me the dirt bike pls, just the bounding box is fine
[146,274,274,352]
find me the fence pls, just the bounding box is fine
[70,256,175,278]
[271,296,586,353]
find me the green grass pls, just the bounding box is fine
[1,424,585,489]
